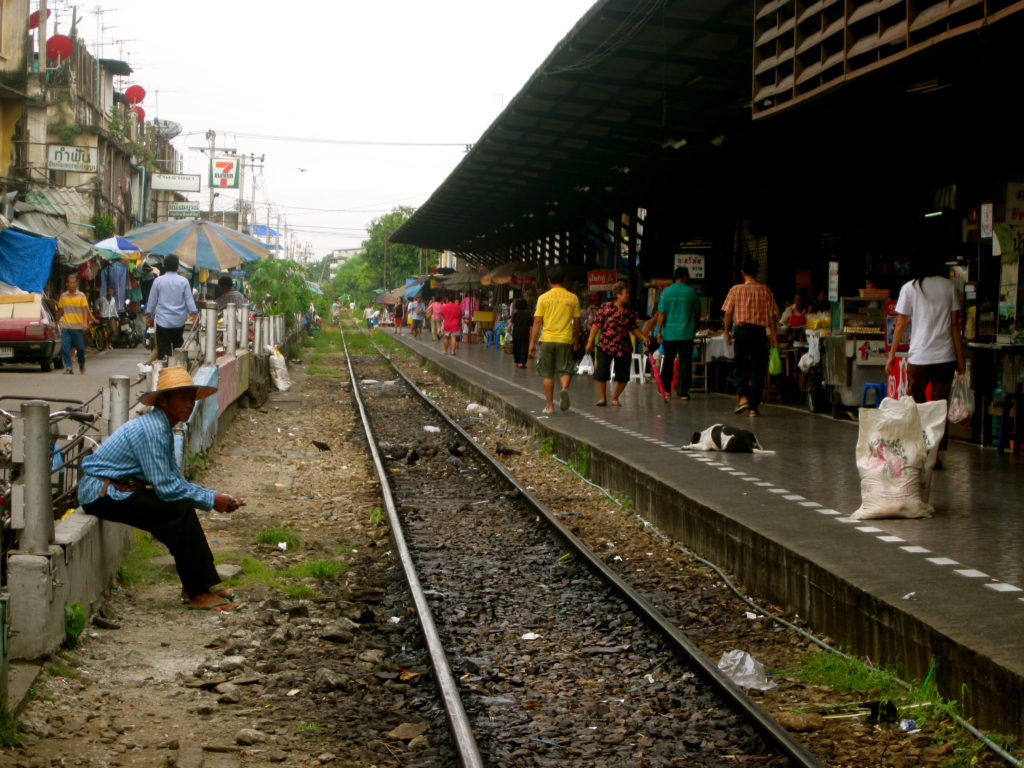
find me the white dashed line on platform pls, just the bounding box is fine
[817,509,841,515]
[783,494,805,501]
[926,557,959,565]
[856,526,882,533]
[954,569,988,578]
[798,501,821,507]
[877,535,905,543]
[984,583,1022,592]
[754,482,774,487]
[768,488,789,494]
[900,546,931,553]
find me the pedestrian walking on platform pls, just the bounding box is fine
[529,265,581,413]
[441,293,462,355]
[722,259,779,417]
[585,281,652,406]
[79,367,245,611]
[57,274,91,374]
[652,267,700,400]
[428,295,444,340]
[886,254,965,466]
[510,297,533,368]
[408,297,424,338]
[392,299,404,334]
[96,285,119,350]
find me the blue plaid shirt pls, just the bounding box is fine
[79,409,216,509]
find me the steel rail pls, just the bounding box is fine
[367,334,826,768]
[340,330,484,768]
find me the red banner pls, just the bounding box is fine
[588,270,618,292]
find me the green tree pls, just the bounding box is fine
[245,259,315,327]
[361,207,426,292]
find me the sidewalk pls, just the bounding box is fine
[394,330,1024,734]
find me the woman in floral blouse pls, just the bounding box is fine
[584,281,652,406]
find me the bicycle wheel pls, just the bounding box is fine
[90,326,106,351]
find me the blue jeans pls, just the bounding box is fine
[61,329,86,370]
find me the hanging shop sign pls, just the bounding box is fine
[209,156,239,189]
[587,269,618,292]
[980,202,994,239]
[152,173,201,192]
[168,201,200,218]
[828,261,839,302]
[47,144,96,173]
[1007,183,1024,225]
[673,253,705,279]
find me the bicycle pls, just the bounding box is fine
[89,323,108,351]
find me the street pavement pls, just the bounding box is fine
[0,346,151,416]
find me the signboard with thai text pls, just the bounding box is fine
[209,156,239,188]
[47,145,96,173]
[673,253,705,279]
[587,269,618,292]
[1007,183,1024,225]
[168,201,200,218]
[152,173,201,192]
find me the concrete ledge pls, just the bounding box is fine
[409,345,1024,737]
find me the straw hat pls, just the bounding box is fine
[139,366,217,406]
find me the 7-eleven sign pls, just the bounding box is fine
[209,156,239,188]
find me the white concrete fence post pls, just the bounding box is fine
[240,306,250,351]
[15,401,53,553]
[150,359,164,392]
[225,303,237,356]
[204,303,218,365]
[108,376,130,435]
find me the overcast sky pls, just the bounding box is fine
[54,0,597,259]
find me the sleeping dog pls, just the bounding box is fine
[683,424,774,453]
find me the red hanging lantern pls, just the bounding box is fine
[46,34,73,63]
[29,9,51,30]
[125,85,146,105]
[134,106,146,124]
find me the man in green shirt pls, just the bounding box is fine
[653,267,700,399]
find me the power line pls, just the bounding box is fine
[182,130,470,148]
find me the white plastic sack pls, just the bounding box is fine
[268,346,291,391]
[576,353,595,376]
[852,396,945,519]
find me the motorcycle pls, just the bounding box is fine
[115,312,141,348]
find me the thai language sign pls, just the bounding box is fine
[47,145,96,173]
[673,253,705,279]
[152,173,201,192]
[587,269,618,292]
[168,202,200,218]
[209,156,239,188]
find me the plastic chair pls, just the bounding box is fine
[484,331,497,348]
[997,386,1021,455]
[630,353,647,383]
[861,382,886,408]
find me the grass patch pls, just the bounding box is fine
[281,583,318,599]
[45,660,77,679]
[255,526,301,550]
[611,490,634,510]
[284,560,347,579]
[0,708,24,747]
[117,530,174,587]
[369,506,386,526]
[538,436,555,456]
[294,722,321,733]
[306,365,344,376]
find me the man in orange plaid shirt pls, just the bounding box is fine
[722,259,779,417]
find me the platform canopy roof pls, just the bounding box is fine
[392,0,753,265]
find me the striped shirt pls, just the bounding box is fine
[58,291,90,330]
[78,408,216,509]
[721,282,779,328]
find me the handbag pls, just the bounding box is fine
[768,346,782,376]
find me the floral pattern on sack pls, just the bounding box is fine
[866,439,907,479]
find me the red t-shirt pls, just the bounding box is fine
[441,302,462,333]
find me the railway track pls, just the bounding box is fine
[344,329,823,768]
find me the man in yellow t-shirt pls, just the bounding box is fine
[57,274,91,374]
[529,265,581,413]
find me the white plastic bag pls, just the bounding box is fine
[576,353,595,376]
[853,396,933,519]
[268,346,291,391]
[947,373,974,424]
[717,650,776,690]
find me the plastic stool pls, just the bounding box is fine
[484,331,496,348]
[630,354,647,383]
[997,387,1022,455]
[861,382,885,408]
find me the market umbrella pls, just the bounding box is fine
[374,292,399,305]
[439,266,483,291]
[124,219,268,270]
[482,261,533,286]
[92,235,142,254]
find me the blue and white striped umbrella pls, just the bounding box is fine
[124,219,268,270]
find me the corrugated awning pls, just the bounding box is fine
[392,0,753,264]
[12,212,101,267]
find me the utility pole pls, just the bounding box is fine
[38,0,47,77]
[202,130,237,222]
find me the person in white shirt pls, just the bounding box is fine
[97,286,120,350]
[144,255,197,359]
[886,256,965,464]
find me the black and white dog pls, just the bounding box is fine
[683,424,774,453]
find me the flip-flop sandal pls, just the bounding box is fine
[181,589,235,603]
[734,402,749,414]
[595,401,607,406]
[186,600,240,612]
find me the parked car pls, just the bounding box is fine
[0,293,60,371]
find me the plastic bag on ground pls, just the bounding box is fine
[268,346,291,391]
[947,373,974,424]
[576,353,595,376]
[853,396,945,519]
[717,650,776,690]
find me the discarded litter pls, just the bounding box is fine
[901,592,916,600]
[745,612,759,620]
[717,650,776,690]
[423,425,441,433]
[388,616,401,624]
[277,542,288,551]
[287,689,300,697]
[521,632,542,641]
[899,719,919,733]
[644,673,656,684]
[466,403,489,414]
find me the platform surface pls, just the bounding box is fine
[392,331,1024,678]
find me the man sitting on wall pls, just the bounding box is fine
[79,366,245,612]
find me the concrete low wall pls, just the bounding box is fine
[6,351,271,661]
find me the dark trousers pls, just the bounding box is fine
[660,339,694,396]
[155,324,185,358]
[513,338,530,365]
[61,329,85,369]
[732,325,769,411]
[83,490,219,598]
[907,360,957,450]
